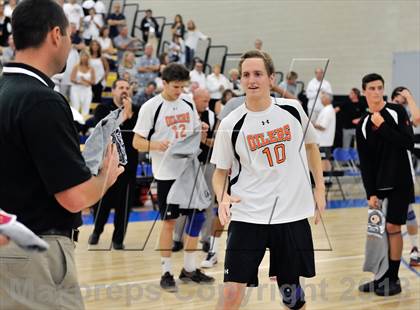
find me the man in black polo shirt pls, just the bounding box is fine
[87,79,139,250]
[0,0,123,308]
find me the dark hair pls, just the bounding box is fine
[174,14,183,24]
[162,63,190,82]
[351,87,361,98]
[112,78,129,89]
[147,81,157,88]
[89,40,102,57]
[362,73,384,90]
[221,89,236,104]
[239,50,275,76]
[99,26,109,37]
[158,52,168,65]
[12,0,69,51]
[194,58,204,66]
[391,86,407,100]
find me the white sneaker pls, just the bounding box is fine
[200,252,218,268]
[409,247,419,266]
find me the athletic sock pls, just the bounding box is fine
[161,257,172,275]
[408,233,418,250]
[184,251,196,272]
[388,259,401,281]
[209,236,219,255]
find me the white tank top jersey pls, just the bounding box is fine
[133,93,201,180]
[89,58,105,84]
[74,69,92,88]
[211,98,318,224]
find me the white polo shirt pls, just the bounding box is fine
[315,104,336,147]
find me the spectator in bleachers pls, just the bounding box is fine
[82,7,103,45]
[159,52,169,68]
[189,59,206,89]
[133,80,156,108]
[118,51,136,79]
[336,88,367,148]
[254,38,263,50]
[214,89,235,116]
[97,26,117,66]
[135,43,160,90]
[140,9,160,53]
[279,71,299,97]
[89,40,109,103]
[307,67,333,122]
[0,2,12,47]
[171,14,185,40]
[63,0,84,30]
[154,64,166,93]
[314,92,336,173]
[4,0,16,18]
[185,20,207,69]
[55,22,84,98]
[228,68,243,96]
[206,64,231,112]
[82,0,105,20]
[107,2,126,39]
[87,79,139,250]
[113,25,142,62]
[70,50,95,117]
[168,34,185,64]
[0,34,14,63]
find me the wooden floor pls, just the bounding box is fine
[75,205,420,309]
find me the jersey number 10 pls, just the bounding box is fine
[262,143,286,167]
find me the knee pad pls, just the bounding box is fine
[406,207,417,226]
[277,279,306,310]
[185,211,205,237]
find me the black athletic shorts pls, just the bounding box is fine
[319,146,332,160]
[156,179,203,220]
[224,219,315,287]
[377,186,414,225]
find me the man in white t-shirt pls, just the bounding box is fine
[132,63,214,293]
[306,68,333,122]
[314,91,336,172]
[212,50,325,310]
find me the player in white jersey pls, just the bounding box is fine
[211,50,326,310]
[132,63,214,292]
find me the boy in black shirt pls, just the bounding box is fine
[356,73,414,296]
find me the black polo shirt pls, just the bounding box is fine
[0,63,92,233]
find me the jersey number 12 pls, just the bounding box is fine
[171,124,187,139]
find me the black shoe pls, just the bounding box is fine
[358,280,379,293]
[202,240,210,253]
[88,233,100,245]
[112,242,125,250]
[374,279,401,296]
[160,272,178,292]
[172,241,183,252]
[179,268,215,284]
